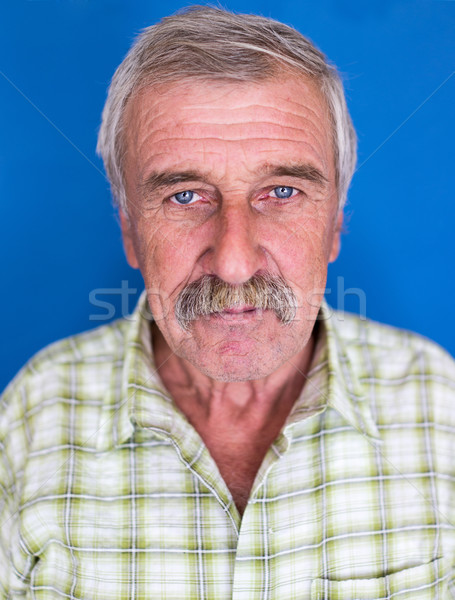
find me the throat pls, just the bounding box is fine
[207,441,270,516]
[196,416,287,516]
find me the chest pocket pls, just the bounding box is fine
[311,557,453,599]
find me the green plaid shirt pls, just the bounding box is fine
[1,291,455,599]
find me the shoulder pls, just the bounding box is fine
[3,317,128,388]
[0,318,129,441]
[329,307,455,422]
[28,317,129,372]
[332,308,454,373]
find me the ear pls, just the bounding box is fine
[119,210,140,269]
[328,211,343,263]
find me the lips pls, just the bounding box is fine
[210,307,263,322]
[221,306,256,314]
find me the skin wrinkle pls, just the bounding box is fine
[132,87,325,122]
[139,164,328,198]
[139,124,327,144]
[136,140,328,175]
[137,135,328,164]
[141,185,327,216]
[138,110,325,128]
[166,205,317,300]
[138,160,330,220]
[156,100,328,135]
[129,86,331,180]
[274,186,340,260]
[140,168,328,200]
[123,80,336,328]
[120,75,341,511]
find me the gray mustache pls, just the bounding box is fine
[175,273,297,330]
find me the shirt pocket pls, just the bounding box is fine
[311,557,452,599]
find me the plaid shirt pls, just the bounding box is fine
[1,291,455,599]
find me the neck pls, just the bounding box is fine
[151,322,317,432]
[151,322,319,516]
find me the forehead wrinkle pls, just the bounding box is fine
[170,101,325,125]
[132,95,328,140]
[129,76,331,132]
[135,114,331,166]
[138,74,327,116]
[143,118,326,144]
[139,137,329,163]
[146,137,332,184]
[126,77,336,204]
[129,89,332,147]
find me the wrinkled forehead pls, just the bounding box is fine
[122,75,335,186]
[125,71,330,125]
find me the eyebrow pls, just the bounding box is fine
[259,163,328,187]
[138,162,328,198]
[139,170,208,198]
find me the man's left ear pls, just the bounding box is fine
[329,211,343,263]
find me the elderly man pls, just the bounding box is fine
[1,6,455,599]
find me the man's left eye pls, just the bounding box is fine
[169,190,202,205]
[270,186,297,199]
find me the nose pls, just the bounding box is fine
[208,203,266,284]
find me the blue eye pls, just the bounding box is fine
[173,190,195,204]
[272,186,295,199]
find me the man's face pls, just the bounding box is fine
[120,75,342,381]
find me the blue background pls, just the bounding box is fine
[1,0,454,392]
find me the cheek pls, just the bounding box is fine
[267,219,331,273]
[136,222,201,291]
[264,221,332,317]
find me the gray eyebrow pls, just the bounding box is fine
[259,163,328,187]
[138,170,208,197]
[138,162,328,198]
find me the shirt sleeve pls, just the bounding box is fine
[0,374,33,599]
[0,447,14,599]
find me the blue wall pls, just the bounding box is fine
[1,0,454,391]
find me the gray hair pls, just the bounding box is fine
[96,5,357,213]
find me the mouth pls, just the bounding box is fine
[221,305,257,314]
[210,306,263,322]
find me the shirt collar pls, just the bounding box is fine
[96,290,175,451]
[96,292,380,451]
[318,300,381,441]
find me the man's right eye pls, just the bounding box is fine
[170,190,201,205]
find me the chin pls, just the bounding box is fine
[186,352,282,382]
[175,316,310,382]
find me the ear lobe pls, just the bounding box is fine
[119,210,140,269]
[329,211,343,263]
